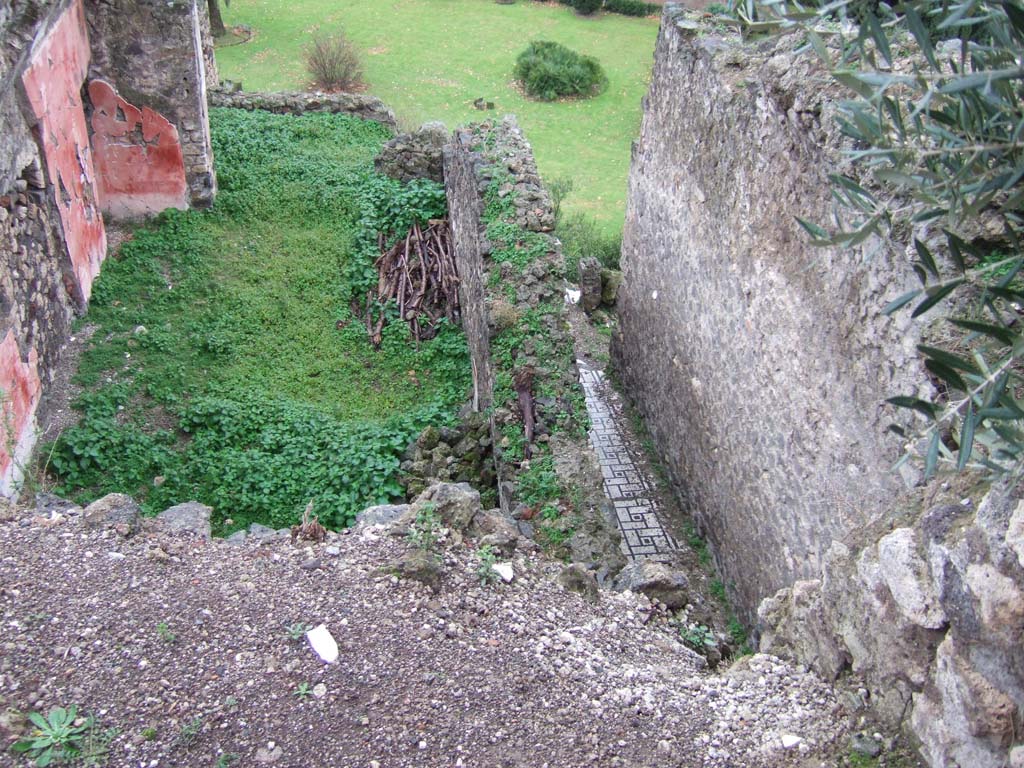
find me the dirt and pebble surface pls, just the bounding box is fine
[0,500,852,768]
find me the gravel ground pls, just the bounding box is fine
[0,506,851,768]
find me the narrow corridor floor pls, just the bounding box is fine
[578,359,677,560]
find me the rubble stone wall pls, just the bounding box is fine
[615,6,1024,765]
[612,8,925,616]
[209,87,398,132]
[443,117,624,573]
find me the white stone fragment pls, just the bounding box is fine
[781,734,803,749]
[565,287,581,305]
[492,563,514,583]
[306,623,339,664]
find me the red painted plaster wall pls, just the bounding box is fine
[21,0,107,304]
[88,79,190,219]
[0,331,42,489]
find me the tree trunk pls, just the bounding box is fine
[208,0,226,37]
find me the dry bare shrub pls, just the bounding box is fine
[305,32,364,91]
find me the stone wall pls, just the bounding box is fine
[615,6,1024,765]
[612,8,925,617]
[209,87,398,132]
[85,0,216,210]
[0,0,217,495]
[443,117,624,573]
[1,0,84,494]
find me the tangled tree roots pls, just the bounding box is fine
[357,218,460,347]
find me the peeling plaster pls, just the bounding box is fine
[20,0,107,304]
[88,78,189,219]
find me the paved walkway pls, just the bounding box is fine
[578,360,676,560]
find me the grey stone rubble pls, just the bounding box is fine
[578,360,675,560]
[0,487,855,767]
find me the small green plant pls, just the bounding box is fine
[547,177,574,225]
[215,754,241,768]
[155,622,175,643]
[11,706,99,767]
[476,544,499,585]
[284,622,309,642]
[513,40,607,102]
[293,683,313,699]
[705,2,731,15]
[710,579,727,603]
[680,623,718,652]
[140,728,157,742]
[407,503,440,552]
[177,716,204,749]
[556,211,621,280]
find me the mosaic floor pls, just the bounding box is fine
[577,360,676,560]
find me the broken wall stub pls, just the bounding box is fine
[85,0,216,211]
[760,484,1024,768]
[88,79,190,218]
[612,8,925,618]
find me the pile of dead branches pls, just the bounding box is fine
[356,218,459,347]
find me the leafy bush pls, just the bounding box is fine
[305,32,364,91]
[513,40,607,102]
[603,0,657,17]
[557,211,621,280]
[759,0,1024,481]
[572,0,603,13]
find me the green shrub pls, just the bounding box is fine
[557,211,621,280]
[603,0,656,17]
[572,0,603,13]
[513,40,607,102]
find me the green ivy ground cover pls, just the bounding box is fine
[214,0,659,235]
[48,109,470,533]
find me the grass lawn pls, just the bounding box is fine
[215,0,660,234]
[48,109,469,532]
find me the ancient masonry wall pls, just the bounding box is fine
[615,6,1024,766]
[85,0,217,211]
[443,117,624,572]
[209,87,398,131]
[612,9,925,615]
[0,0,216,494]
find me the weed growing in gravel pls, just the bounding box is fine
[407,504,440,552]
[215,753,241,768]
[140,728,157,742]
[475,544,499,585]
[155,622,175,643]
[293,683,313,699]
[11,705,112,767]
[176,716,204,749]
[680,624,717,654]
[284,622,309,642]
